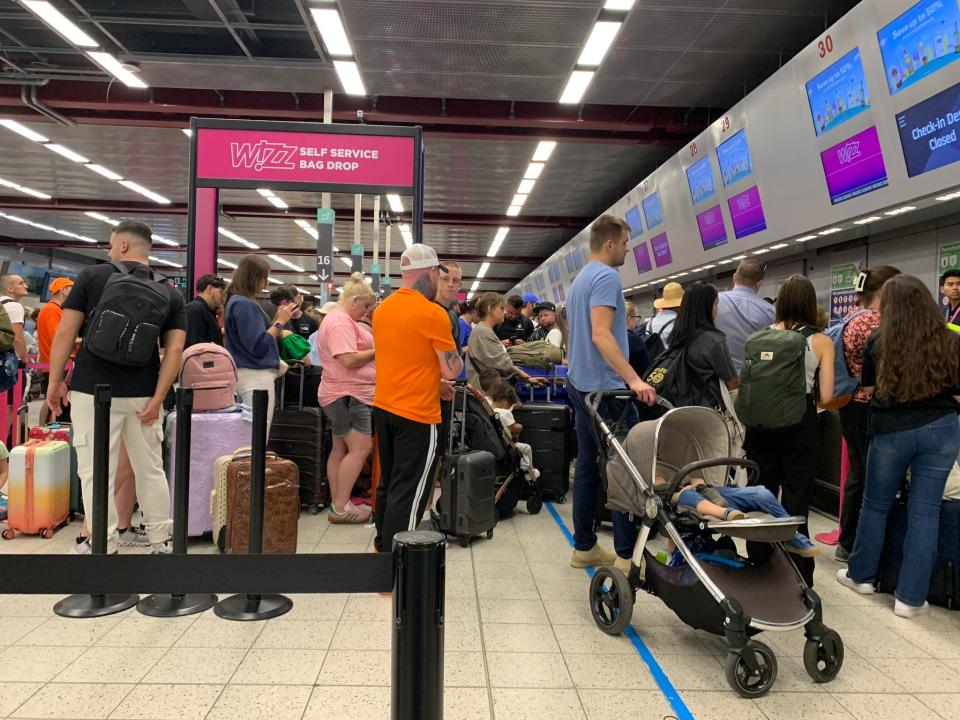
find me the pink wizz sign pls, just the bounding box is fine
[195,128,416,187]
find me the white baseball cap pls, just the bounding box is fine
[400,243,446,272]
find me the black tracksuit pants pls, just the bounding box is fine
[373,407,440,553]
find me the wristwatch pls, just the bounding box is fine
[273,322,283,331]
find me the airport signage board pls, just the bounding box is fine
[819,126,890,204]
[896,81,960,177]
[727,186,768,239]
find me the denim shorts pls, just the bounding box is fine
[322,396,373,437]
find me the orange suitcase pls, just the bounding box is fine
[4,439,71,539]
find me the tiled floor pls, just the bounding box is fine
[1,500,960,719]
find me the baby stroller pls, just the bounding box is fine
[586,390,843,698]
[453,385,542,517]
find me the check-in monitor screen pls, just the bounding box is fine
[877,0,960,96]
[805,48,871,137]
[716,129,754,186]
[686,156,717,205]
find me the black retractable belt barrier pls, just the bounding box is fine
[214,388,293,621]
[392,530,445,720]
[138,388,218,617]
[54,384,140,618]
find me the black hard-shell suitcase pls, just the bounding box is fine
[437,383,498,546]
[267,363,330,514]
[877,496,960,609]
[513,403,572,502]
[282,364,321,408]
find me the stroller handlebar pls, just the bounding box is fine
[584,390,674,417]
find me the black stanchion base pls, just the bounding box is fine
[137,593,218,618]
[213,593,292,621]
[54,593,140,618]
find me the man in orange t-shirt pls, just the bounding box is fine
[36,277,73,423]
[372,244,463,552]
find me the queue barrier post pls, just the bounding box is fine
[138,388,218,617]
[392,529,445,720]
[214,388,293,621]
[54,384,140,618]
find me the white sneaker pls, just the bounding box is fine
[150,539,173,555]
[71,538,118,555]
[894,599,930,618]
[118,525,151,548]
[835,568,875,595]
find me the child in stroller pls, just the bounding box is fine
[657,475,820,558]
[487,382,541,484]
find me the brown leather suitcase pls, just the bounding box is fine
[224,450,300,554]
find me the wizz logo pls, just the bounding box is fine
[836,140,862,165]
[230,141,298,171]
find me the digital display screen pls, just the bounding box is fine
[819,126,890,204]
[727,186,768,239]
[633,242,652,273]
[695,205,729,250]
[877,0,960,96]
[624,205,644,239]
[572,246,583,270]
[565,253,576,274]
[642,191,663,230]
[536,274,546,291]
[805,47,872,137]
[896,80,960,177]
[650,233,673,268]
[716,129,754,186]
[686,156,717,205]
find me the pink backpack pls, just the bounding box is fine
[179,343,237,412]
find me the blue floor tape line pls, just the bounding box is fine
[544,501,695,720]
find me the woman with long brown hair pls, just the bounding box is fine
[838,274,960,617]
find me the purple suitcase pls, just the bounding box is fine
[166,408,252,537]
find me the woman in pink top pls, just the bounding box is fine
[317,273,377,523]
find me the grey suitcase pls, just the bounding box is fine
[437,383,497,546]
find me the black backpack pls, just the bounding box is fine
[85,262,172,366]
[640,318,674,363]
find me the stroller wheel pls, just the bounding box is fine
[725,640,778,698]
[589,567,633,635]
[803,630,844,683]
[526,495,543,515]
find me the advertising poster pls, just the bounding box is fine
[830,263,860,323]
[896,80,960,176]
[727,185,768,239]
[696,204,729,250]
[805,47,872,136]
[938,241,960,311]
[716,129,754,186]
[819,126,890,204]
[642,191,663,230]
[686,156,717,205]
[625,205,644,239]
[651,233,673,268]
[877,0,960,96]
[633,242,652,273]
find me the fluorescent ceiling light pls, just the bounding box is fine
[818,227,842,235]
[532,141,556,163]
[674,272,688,277]
[182,128,192,137]
[399,224,413,248]
[604,0,635,9]
[524,163,545,180]
[853,216,882,225]
[559,70,595,104]
[936,190,960,201]
[268,277,283,285]
[511,193,528,207]
[719,258,737,264]
[268,254,304,272]
[118,180,170,204]
[310,7,354,57]
[0,176,51,200]
[577,21,621,67]
[218,227,259,249]
[218,258,238,270]
[667,274,679,279]
[84,211,115,223]
[46,143,88,163]
[29,222,55,232]
[488,227,509,257]
[466,292,474,300]
[86,163,122,181]
[299,225,319,240]
[517,179,536,194]
[470,280,480,292]
[341,257,354,268]
[0,119,48,143]
[701,264,716,269]
[732,255,747,260]
[266,196,288,209]
[294,219,311,229]
[152,234,179,247]
[256,188,275,197]
[769,243,788,250]
[477,262,490,279]
[884,205,916,216]
[506,205,521,217]
[333,60,366,96]
[86,51,148,89]
[149,255,183,269]
[386,194,404,213]
[1,214,31,225]
[795,235,816,242]
[23,0,98,47]
[752,248,770,255]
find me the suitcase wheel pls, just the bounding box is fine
[486,529,494,539]
[556,495,567,504]
[2,529,14,540]
[41,528,54,540]
[526,495,543,515]
[307,505,323,516]
[459,536,470,548]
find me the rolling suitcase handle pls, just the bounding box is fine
[278,361,311,412]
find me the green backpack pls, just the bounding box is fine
[0,300,16,353]
[735,327,812,429]
[506,339,563,369]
